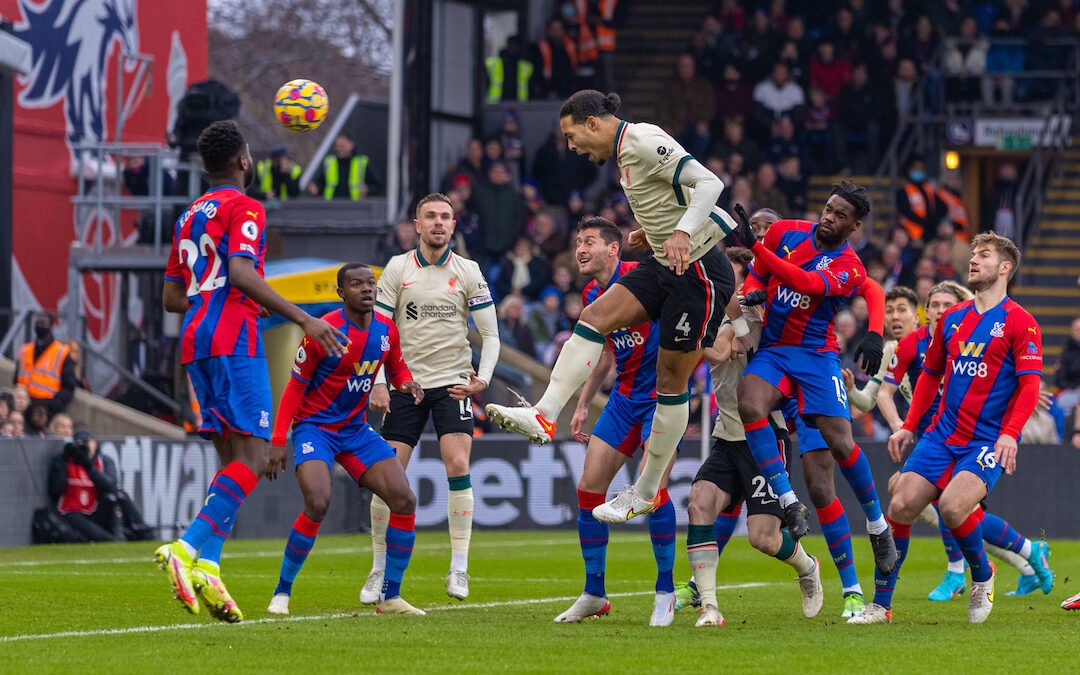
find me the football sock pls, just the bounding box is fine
[448,475,473,572]
[369,494,390,573]
[872,518,911,609]
[816,497,862,594]
[180,462,257,554]
[382,513,415,600]
[980,510,1028,554]
[744,419,795,504]
[577,489,608,597]
[934,502,966,572]
[949,510,992,583]
[687,524,719,608]
[985,543,1034,575]
[274,512,320,597]
[196,516,235,573]
[536,322,604,420]
[713,503,742,555]
[774,529,815,576]
[835,444,886,533]
[635,393,689,499]
[648,490,676,594]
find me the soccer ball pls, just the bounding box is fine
[274,79,328,132]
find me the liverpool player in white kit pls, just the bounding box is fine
[487,90,739,522]
[362,193,500,602]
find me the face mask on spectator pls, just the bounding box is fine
[909,170,926,183]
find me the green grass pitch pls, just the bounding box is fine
[2,531,1077,672]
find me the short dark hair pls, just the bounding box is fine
[829,180,871,221]
[885,285,918,311]
[752,208,783,223]
[725,247,754,275]
[576,216,622,248]
[415,192,453,218]
[559,90,622,123]
[196,120,245,173]
[337,262,370,287]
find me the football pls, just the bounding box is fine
[273,79,328,132]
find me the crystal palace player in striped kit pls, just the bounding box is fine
[554,217,680,627]
[268,264,425,616]
[157,121,348,621]
[730,187,897,580]
[486,90,738,523]
[877,281,1053,603]
[851,233,1044,625]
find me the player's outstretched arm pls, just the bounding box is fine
[571,346,613,443]
[876,381,905,432]
[704,323,735,365]
[665,160,727,275]
[228,256,349,357]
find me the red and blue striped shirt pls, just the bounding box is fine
[582,261,658,400]
[165,187,266,364]
[884,324,937,434]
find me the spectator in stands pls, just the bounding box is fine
[0,390,11,421]
[752,63,805,139]
[744,9,779,67]
[567,190,586,225]
[810,41,851,100]
[985,17,1025,105]
[308,134,381,200]
[1055,316,1080,415]
[765,116,801,165]
[560,2,598,89]
[803,87,840,173]
[448,187,482,258]
[7,410,24,438]
[495,236,550,302]
[942,17,989,102]
[702,15,737,67]
[926,221,971,281]
[383,218,420,259]
[689,29,722,82]
[926,0,967,38]
[24,402,49,439]
[530,18,578,99]
[981,161,1019,237]
[65,341,88,392]
[48,413,74,440]
[847,224,879,266]
[497,294,536,359]
[937,173,971,240]
[47,428,151,543]
[15,314,76,417]
[752,162,788,216]
[531,211,565,262]
[529,287,571,363]
[447,139,486,190]
[905,15,939,74]
[785,15,813,64]
[867,29,900,89]
[713,116,762,171]
[532,124,597,207]
[254,148,302,202]
[893,58,920,127]
[889,226,918,271]
[880,243,916,290]
[12,384,29,413]
[831,7,861,62]
[777,40,808,90]
[776,154,806,215]
[926,239,960,281]
[768,0,790,35]
[715,0,746,34]
[726,152,746,181]
[500,111,527,183]
[729,177,756,216]
[895,155,943,247]
[0,420,13,437]
[484,35,533,103]
[470,161,526,263]
[657,53,716,156]
[1025,9,1068,101]
[835,63,888,173]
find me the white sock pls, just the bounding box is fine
[842,584,863,595]
[867,516,888,535]
[947,559,966,574]
[179,540,197,558]
[370,495,389,572]
[687,544,719,609]
[778,490,797,508]
[782,543,816,577]
[634,393,688,500]
[986,543,1032,575]
[536,324,604,419]
[448,488,474,572]
[1019,540,1032,559]
[918,504,939,526]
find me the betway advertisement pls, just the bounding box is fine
[2,0,207,391]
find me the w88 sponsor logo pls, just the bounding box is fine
[951,359,989,378]
[610,330,645,350]
[775,286,811,310]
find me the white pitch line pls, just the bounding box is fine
[0,583,775,643]
[0,536,655,569]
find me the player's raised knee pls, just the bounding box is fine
[886,489,922,524]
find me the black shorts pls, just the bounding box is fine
[615,246,735,352]
[693,430,791,518]
[380,385,474,447]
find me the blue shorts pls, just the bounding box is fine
[186,355,273,441]
[745,346,850,421]
[781,399,828,455]
[592,390,655,458]
[901,433,1003,493]
[292,422,397,478]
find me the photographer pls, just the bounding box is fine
[46,429,152,542]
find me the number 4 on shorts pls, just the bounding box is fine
[675,312,692,338]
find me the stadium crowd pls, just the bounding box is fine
[386,0,1080,443]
